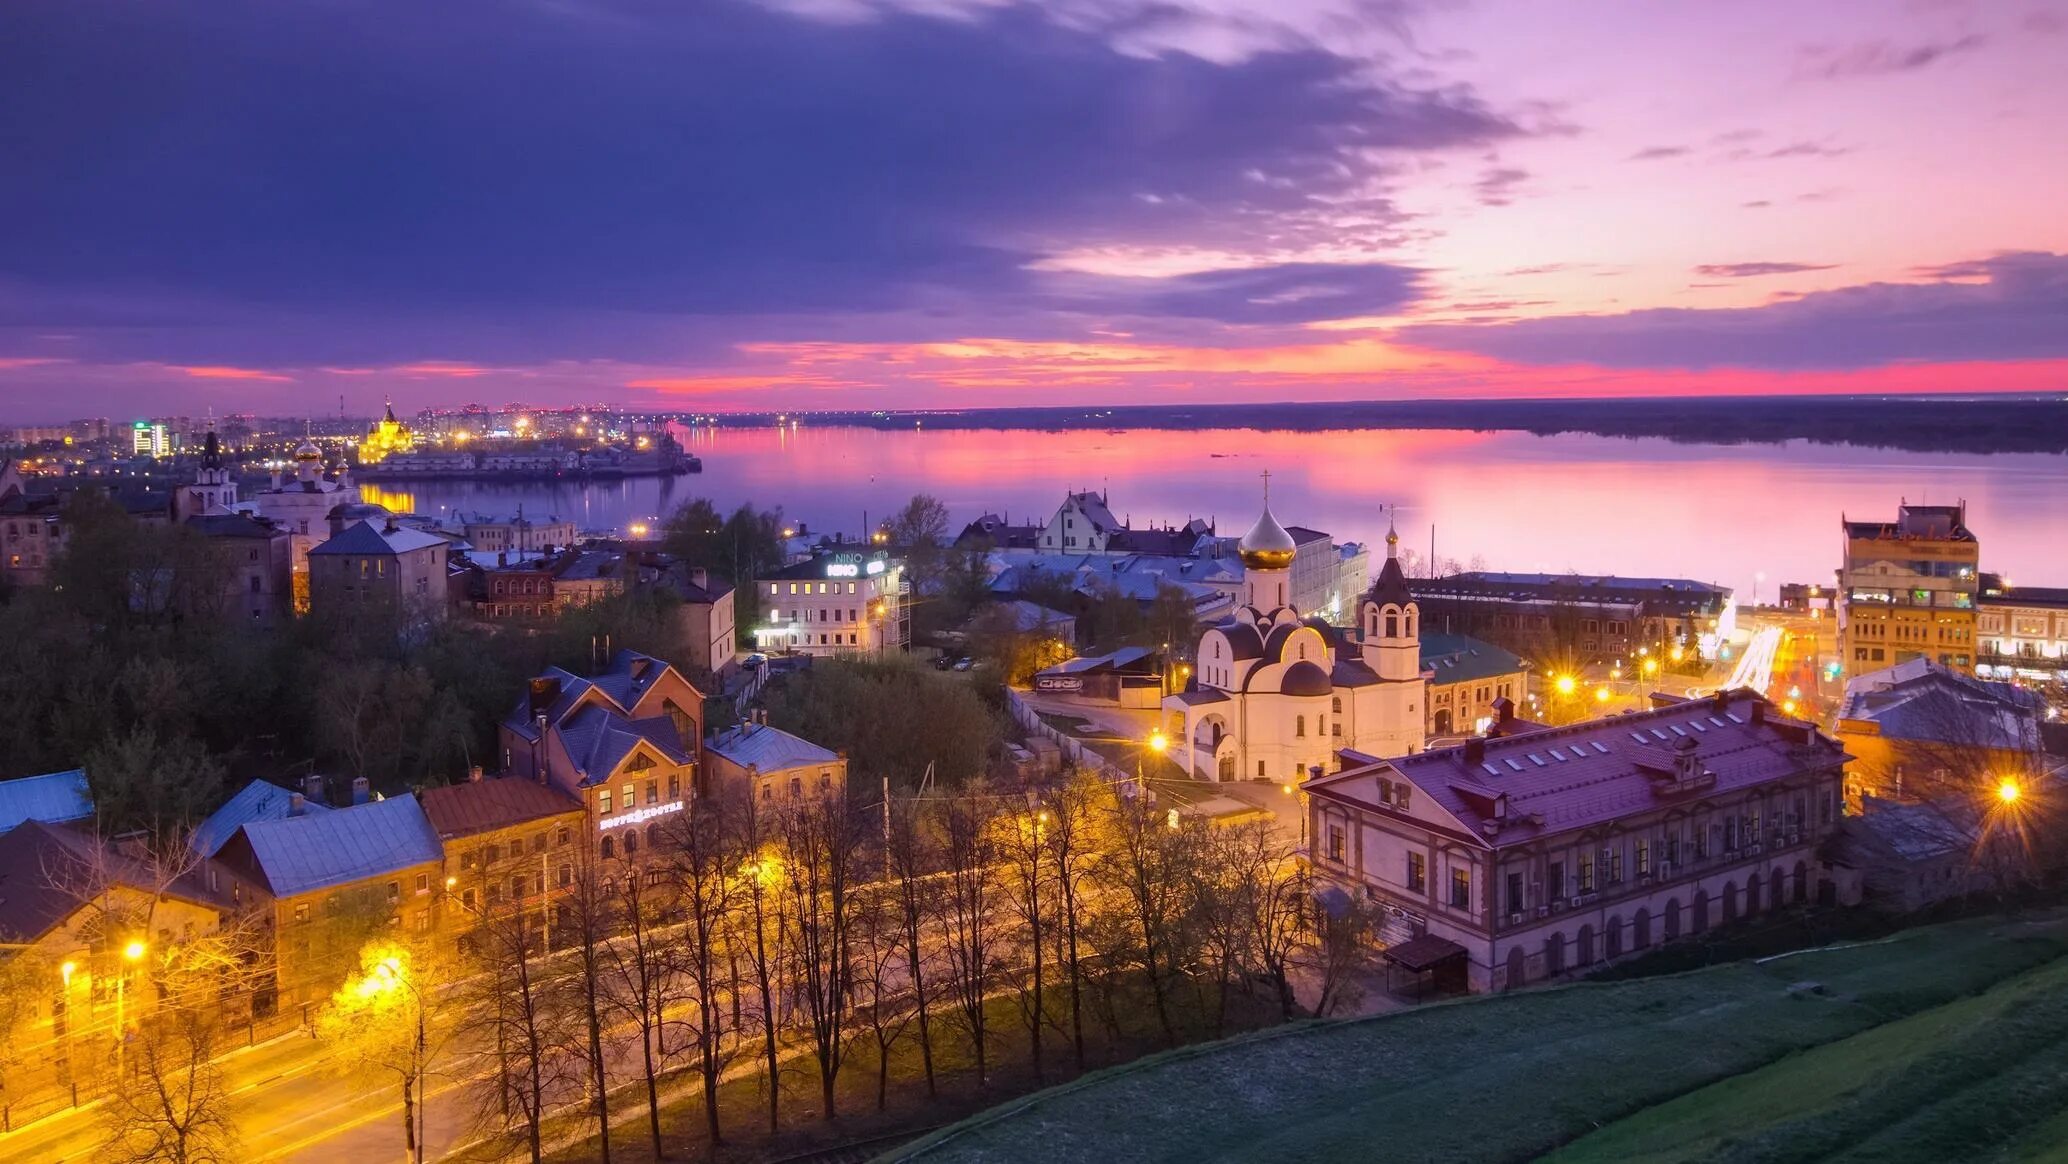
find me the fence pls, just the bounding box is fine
[1002,688,1149,802]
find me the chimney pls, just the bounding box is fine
[1464,737,1485,765]
[689,566,709,590]
[1491,696,1515,725]
[303,771,325,803]
[469,765,485,783]
[351,776,370,805]
[1712,688,1730,713]
[1750,700,1767,726]
[289,791,306,817]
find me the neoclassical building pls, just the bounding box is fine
[1165,497,1425,783]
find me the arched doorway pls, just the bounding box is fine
[1746,872,1761,918]
[1634,907,1652,949]
[1770,870,1786,912]
[1606,916,1623,959]
[1664,899,1681,941]
[1545,932,1566,975]
[1693,890,1710,933]
[1434,708,1454,735]
[1723,881,1740,923]
[1793,860,1809,905]
[1577,924,1595,965]
[1505,945,1527,991]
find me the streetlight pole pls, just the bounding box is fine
[115,939,145,1078]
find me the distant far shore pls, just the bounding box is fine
[687,394,2068,456]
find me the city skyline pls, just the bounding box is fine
[3,0,2067,419]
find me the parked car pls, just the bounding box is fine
[933,654,955,670]
[952,657,975,672]
[742,653,768,670]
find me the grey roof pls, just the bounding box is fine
[234,795,443,897]
[1000,600,1074,633]
[1839,659,2044,750]
[1041,646,1156,675]
[1842,798,1977,863]
[1310,692,1846,848]
[1420,632,1530,686]
[0,769,93,833]
[191,779,329,858]
[1067,491,1121,533]
[308,519,448,556]
[558,705,690,785]
[707,723,841,773]
[185,513,284,539]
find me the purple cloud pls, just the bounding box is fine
[1803,35,1989,79]
[0,0,1516,369]
[1692,262,1839,278]
[1398,252,2068,370]
[1474,166,1531,206]
[1628,146,1689,161]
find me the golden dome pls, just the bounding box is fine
[293,438,323,462]
[1239,505,1297,571]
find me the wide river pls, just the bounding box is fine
[359,425,2068,602]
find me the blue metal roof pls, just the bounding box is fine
[191,779,330,858]
[707,724,840,773]
[235,795,443,898]
[0,769,93,833]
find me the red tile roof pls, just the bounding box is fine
[419,777,583,840]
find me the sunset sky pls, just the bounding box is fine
[3,0,2066,419]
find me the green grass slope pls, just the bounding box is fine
[888,913,2068,1164]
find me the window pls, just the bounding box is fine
[1327,825,1345,863]
[1578,852,1594,893]
[293,902,309,923]
[387,880,401,903]
[461,850,478,870]
[1450,867,1471,910]
[621,782,634,808]
[1406,851,1426,892]
[601,835,616,859]
[556,826,571,847]
[599,788,613,815]
[645,781,658,804]
[1637,840,1651,876]
[511,875,528,900]
[1607,846,1623,884]
[558,863,572,888]
[1295,715,1306,738]
[414,872,430,895]
[487,883,504,906]
[668,773,680,799]
[1547,860,1565,900]
[532,833,547,854]
[1506,871,1525,914]
[462,888,478,910]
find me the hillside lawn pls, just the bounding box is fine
[889,910,2068,1164]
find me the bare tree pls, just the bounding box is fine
[555,855,622,1164]
[1310,891,1377,1017]
[883,796,941,1096]
[97,1004,238,1164]
[1043,774,1103,1069]
[735,811,788,1136]
[938,792,1000,1085]
[781,800,864,1119]
[851,888,918,1112]
[668,799,743,1148]
[95,917,263,1164]
[600,859,684,1158]
[1103,799,1196,1046]
[998,795,1052,1083]
[456,900,570,1164]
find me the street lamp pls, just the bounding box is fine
[115,938,147,1076]
[1998,778,2022,805]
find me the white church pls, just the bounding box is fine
[1164,490,1426,783]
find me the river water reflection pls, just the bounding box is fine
[362,424,2068,601]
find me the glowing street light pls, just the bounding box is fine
[1555,674,1577,697]
[1594,687,1611,703]
[1149,731,1168,754]
[1998,778,2022,805]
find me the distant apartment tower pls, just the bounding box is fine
[1838,503,1979,673]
